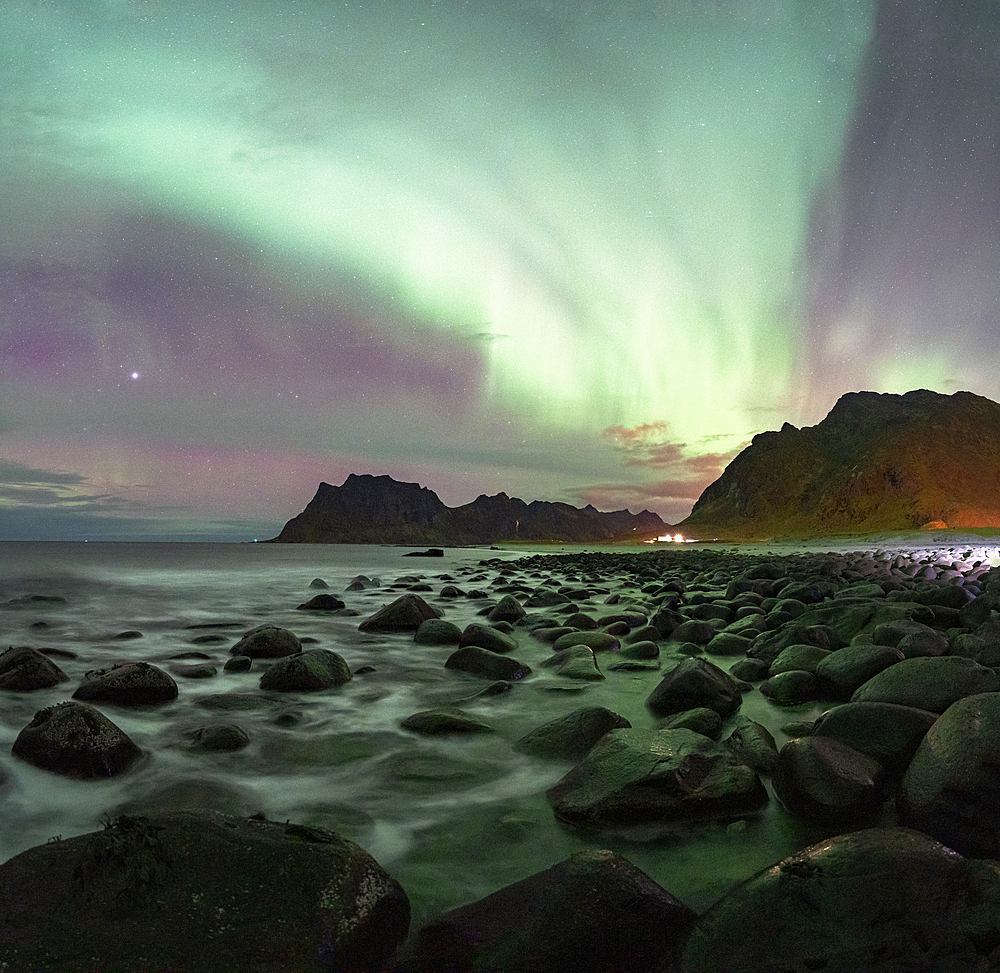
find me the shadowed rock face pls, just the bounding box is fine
[269,473,667,544]
[681,389,1000,540]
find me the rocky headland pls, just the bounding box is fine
[269,472,667,545]
[682,388,1000,540]
[5,540,1000,969]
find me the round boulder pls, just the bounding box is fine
[73,661,178,706]
[773,735,888,826]
[0,645,67,691]
[851,655,1000,713]
[459,623,518,655]
[258,649,351,692]
[0,811,410,973]
[898,692,1000,858]
[396,849,695,973]
[445,646,531,681]
[229,625,301,659]
[11,701,144,779]
[646,658,742,719]
[680,827,1000,973]
[547,727,767,830]
[359,594,441,633]
[514,707,631,760]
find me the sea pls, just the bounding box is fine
[0,538,995,925]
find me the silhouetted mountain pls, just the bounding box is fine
[681,389,1000,539]
[269,473,667,544]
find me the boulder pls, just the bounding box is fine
[0,811,410,973]
[704,632,752,656]
[487,594,526,624]
[619,639,659,660]
[547,728,767,830]
[359,594,441,633]
[658,707,723,739]
[400,709,493,735]
[73,661,178,706]
[646,658,742,719]
[514,707,631,760]
[229,624,301,658]
[814,642,903,696]
[183,724,250,753]
[723,717,778,775]
[772,736,888,826]
[296,593,346,611]
[413,618,463,646]
[851,655,1000,712]
[394,849,696,973]
[445,646,531,681]
[459,623,518,655]
[759,670,824,706]
[0,645,67,691]
[898,692,1000,858]
[812,701,936,774]
[680,827,1000,973]
[551,630,620,654]
[540,646,604,680]
[11,701,144,779]
[768,643,831,675]
[258,649,351,692]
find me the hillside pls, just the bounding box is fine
[681,389,1000,540]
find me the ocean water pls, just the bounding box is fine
[0,539,992,926]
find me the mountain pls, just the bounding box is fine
[680,389,1000,540]
[269,474,667,545]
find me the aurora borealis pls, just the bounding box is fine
[1,0,997,540]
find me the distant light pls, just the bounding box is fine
[131,371,139,380]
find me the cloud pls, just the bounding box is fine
[603,422,672,446]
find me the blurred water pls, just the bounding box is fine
[0,539,988,925]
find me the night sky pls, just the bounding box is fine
[2,0,997,540]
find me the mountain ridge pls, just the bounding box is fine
[269,473,667,544]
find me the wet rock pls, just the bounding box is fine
[487,594,526,624]
[0,645,67,691]
[296,593,346,611]
[346,574,381,591]
[514,707,631,760]
[898,692,1000,858]
[359,594,441,633]
[728,658,769,682]
[258,649,351,692]
[547,728,767,830]
[670,619,716,645]
[646,658,742,719]
[773,735,888,826]
[400,709,493,735]
[413,618,463,646]
[394,849,696,973]
[0,811,410,973]
[724,716,778,774]
[680,827,1000,973]
[812,701,936,775]
[445,646,531,681]
[223,656,252,673]
[308,577,329,588]
[11,701,144,779]
[459,623,518,654]
[551,630,620,654]
[704,632,752,656]
[851,655,1000,712]
[759,669,823,706]
[619,639,659,660]
[110,630,143,641]
[814,641,904,696]
[658,707,723,739]
[525,588,571,607]
[229,624,301,658]
[73,661,178,706]
[184,724,250,753]
[541,645,604,680]
[768,643,831,675]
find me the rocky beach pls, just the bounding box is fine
[3,536,1000,970]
